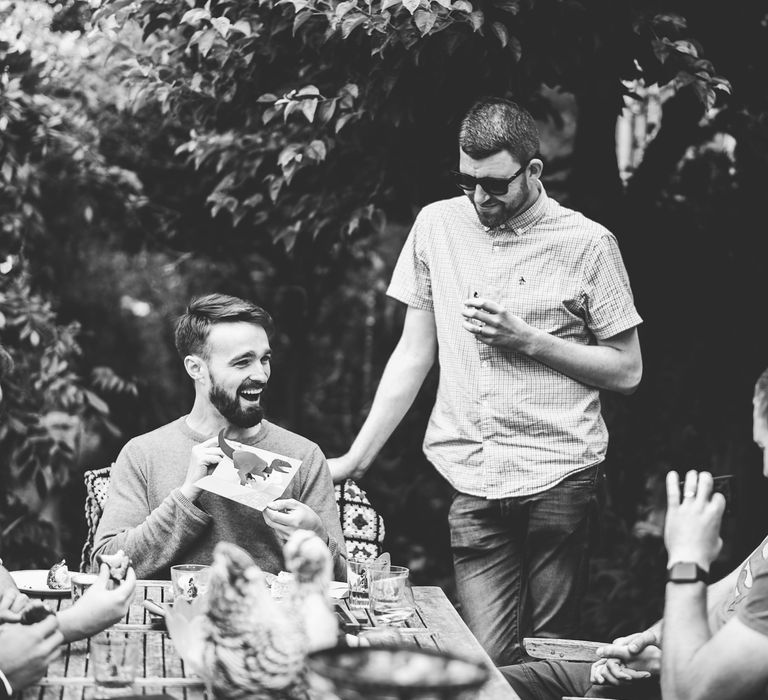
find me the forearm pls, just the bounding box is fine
[525,330,641,394]
[661,582,711,700]
[56,607,90,643]
[346,344,434,472]
[92,490,210,578]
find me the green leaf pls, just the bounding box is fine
[84,390,110,415]
[284,100,303,121]
[180,8,211,25]
[673,40,699,57]
[414,9,437,35]
[297,85,322,97]
[196,29,218,57]
[403,0,422,15]
[232,19,252,35]
[316,98,337,124]
[451,0,473,12]
[509,34,522,61]
[336,0,358,19]
[382,0,401,9]
[491,20,507,47]
[468,9,484,30]
[293,9,313,34]
[341,13,367,37]
[257,93,278,103]
[306,140,328,161]
[210,16,232,38]
[300,97,320,122]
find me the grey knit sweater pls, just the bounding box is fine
[91,417,347,580]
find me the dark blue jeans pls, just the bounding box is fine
[500,660,660,700]
[448,464,603,666]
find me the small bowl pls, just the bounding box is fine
[307,644,490,699]
[70,572,98,602]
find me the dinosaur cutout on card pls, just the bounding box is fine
[217,430,292,486]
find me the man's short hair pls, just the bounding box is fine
[459,96,540,163]
[755,367,768,425]
[174,294,274,359]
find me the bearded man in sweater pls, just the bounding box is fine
[91,294,347,580]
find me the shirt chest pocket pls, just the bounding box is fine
[502,276,585,334]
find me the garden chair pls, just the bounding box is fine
[80,465,386,571]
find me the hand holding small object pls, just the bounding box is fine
[264,499,326,542]
[182,436,224,501]
[664,470,725,570]
[461,297,537,352]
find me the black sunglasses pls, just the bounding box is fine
[451,161,530,196]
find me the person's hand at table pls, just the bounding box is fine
[0,587,30,623]
[664,470,725,571]
[56,563,136,642]
[264,499,327,543]
[591,629,661,685]
[0,614,63,691]
[180,436,224,502]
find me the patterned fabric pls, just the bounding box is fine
[715,533,768,630]
[738,548,768,637]
[80,464,384,570]
[334,479,386,562]
[387,186,642,499]
[80,465,112,572]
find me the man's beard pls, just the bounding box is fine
[472,179,531,228]
[209,379,264,428]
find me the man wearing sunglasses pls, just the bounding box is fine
[329,96,643,665]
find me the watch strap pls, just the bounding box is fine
[667,561,709,584]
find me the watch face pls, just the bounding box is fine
[673,562,697,580]
[668,562,706,583]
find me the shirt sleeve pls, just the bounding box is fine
[737,556,768,638]
[581,233,643,339]
[386,211,434,311]
[91,441,212,579]
[296,445,348,582]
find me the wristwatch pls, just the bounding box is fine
[667,561,709,584]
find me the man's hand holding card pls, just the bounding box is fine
[193,430,301,511]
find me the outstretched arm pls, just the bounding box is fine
[328,306,437,483]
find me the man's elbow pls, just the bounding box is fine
[614,361,642,395]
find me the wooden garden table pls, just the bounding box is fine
[19,580,519,700]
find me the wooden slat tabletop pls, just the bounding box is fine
[20,581,519,700]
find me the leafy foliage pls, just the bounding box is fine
[0,1,139,566]
[90,0,730,253]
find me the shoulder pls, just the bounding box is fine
[117,418,192,462]
[259,421,324,461]
[543,198,616,247]
[415,196,475,230]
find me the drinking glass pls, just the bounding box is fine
[170,564,211,603]
[347,559,388,611]
[368,565,415,625]
[90,631,139,697]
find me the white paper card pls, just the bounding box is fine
[195,441,301,512]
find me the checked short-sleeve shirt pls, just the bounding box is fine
[387,187,642,498]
